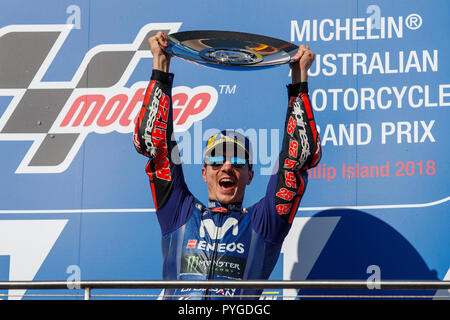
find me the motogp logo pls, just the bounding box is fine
[0,23,218,173]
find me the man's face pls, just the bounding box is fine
[202,154,254,205]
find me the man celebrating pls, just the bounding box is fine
[134,31,321,299]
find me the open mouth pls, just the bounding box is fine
[219,177,236,190]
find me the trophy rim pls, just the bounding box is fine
[167,30,298,70]
[169,30,298,52]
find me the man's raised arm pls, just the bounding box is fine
[133,32,179,210]
[251,45,322,245]
[273,44,322,223]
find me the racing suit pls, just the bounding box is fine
[134,69,321,299]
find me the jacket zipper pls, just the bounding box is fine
[205,212,224,299]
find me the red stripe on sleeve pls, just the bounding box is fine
[288,197,300,224]
[288,174,306,223]
[300,93,318,142]
[300,93,313,118]
[143,80,156,106]
[145,161,158,210]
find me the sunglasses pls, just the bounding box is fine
[207,156,248,169]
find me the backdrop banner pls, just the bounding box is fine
[0,0,448,300]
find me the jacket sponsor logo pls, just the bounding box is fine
[197,240,245,254]
[186,239,197,249]
[181,252,245,279]
[291,98,310,167]
[0,23,218,174]
[198,217,245,254]
[142,84,172,181]
[199,217,238,240]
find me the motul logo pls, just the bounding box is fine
[0,23,218,174]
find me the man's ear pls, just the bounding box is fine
[202,166,207,183]
[247,169,254,185]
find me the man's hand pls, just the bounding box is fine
[290,44,315,83]
[148,31,171,72]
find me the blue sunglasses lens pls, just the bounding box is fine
[208,156,225,167]
[230,156,246,168]
[207,156,247,168]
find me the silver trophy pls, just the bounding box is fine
[166,30,298,70]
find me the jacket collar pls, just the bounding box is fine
[208,200,243,213]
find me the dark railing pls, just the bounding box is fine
[0,280,449,300]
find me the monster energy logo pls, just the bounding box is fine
[182,253,207,274]
[185,254,203,273]
[181,253,246,279]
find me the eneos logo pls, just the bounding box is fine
[0,23,218,174]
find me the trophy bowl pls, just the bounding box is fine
[166,30,298,70]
